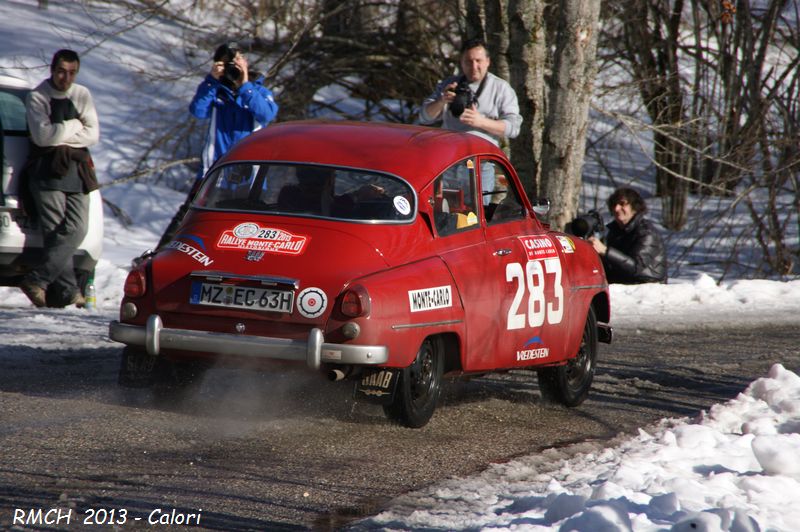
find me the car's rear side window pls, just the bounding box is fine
[432,157,481,236]
[195,163,415,223]
[0,88,28,134]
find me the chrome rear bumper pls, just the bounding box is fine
[108,315,389,370]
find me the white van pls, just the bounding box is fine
[0,73,103,306]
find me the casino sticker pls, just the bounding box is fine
[297,287,328,319]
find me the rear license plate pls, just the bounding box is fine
[189,282,294,313]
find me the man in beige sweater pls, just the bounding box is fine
[20,49,99,308]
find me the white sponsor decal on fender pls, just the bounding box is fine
[408,285,452,312]
[297,287,327,318]
[556,235,575,254]
[516,347,550,361]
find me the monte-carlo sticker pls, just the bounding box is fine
[408,285,452,312]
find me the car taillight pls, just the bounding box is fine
[123,269,147,298]
[341,285,371,318]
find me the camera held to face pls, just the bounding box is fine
[567,209,605,239]
[223,62,242,85]
[449,78,477,117]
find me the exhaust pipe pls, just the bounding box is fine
[328,367,351,381]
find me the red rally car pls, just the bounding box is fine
[109,121,612,428]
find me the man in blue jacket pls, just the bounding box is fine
[156,42,278,249]
[190,42,278,177]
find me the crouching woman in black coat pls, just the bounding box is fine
[589,187,668,284]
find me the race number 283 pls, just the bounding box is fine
[506,259,563,330]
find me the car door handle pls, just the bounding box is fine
[494,248,512,256]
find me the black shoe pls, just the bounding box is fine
[70,292,86,309]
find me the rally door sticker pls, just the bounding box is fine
[506,236,564,330]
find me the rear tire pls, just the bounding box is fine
[383,337,444,428]
[537,307,598,407]
[118,347,208,404]
[118,347,157,388]
[151,358,209,405]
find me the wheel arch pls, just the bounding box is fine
[439,332,462,374]
[590,290,610,325]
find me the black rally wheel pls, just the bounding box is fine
[383,336,444,428]
[150,358,210,406]
[537,306,598,407]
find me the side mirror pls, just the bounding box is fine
[532,197,550,217]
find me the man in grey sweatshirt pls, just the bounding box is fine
[420,38,522,147]
[420,38,522,204]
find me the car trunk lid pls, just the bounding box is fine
[149,213,390,328]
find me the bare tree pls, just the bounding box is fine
[595,0,800,276]
[507,0,546,198]
[540,0,602,230]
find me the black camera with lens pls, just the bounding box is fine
[567,209,605,239]
[449,78,477,117]
[214,42,243,88]
[223,62,242,85]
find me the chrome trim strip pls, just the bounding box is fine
[571,284,607,291]
[190,270,299,289]
[391,319,463,330]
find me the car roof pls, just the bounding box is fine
[0,73,31,90]
[222,120,508,189]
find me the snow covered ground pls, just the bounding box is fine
[1,1,799,530]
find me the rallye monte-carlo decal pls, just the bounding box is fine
[217,222,309,255]
[507,236,564,330]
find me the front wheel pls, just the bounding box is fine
[383,337,444,428]
[537,306,598,407]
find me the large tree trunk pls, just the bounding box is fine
[541,0,602,230]
[507,0,545,198]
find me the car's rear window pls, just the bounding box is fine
[0,87,28,134]
[194,163,415,223]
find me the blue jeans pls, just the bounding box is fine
[26,181,89,302]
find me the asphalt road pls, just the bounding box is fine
[0,324,798,531]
